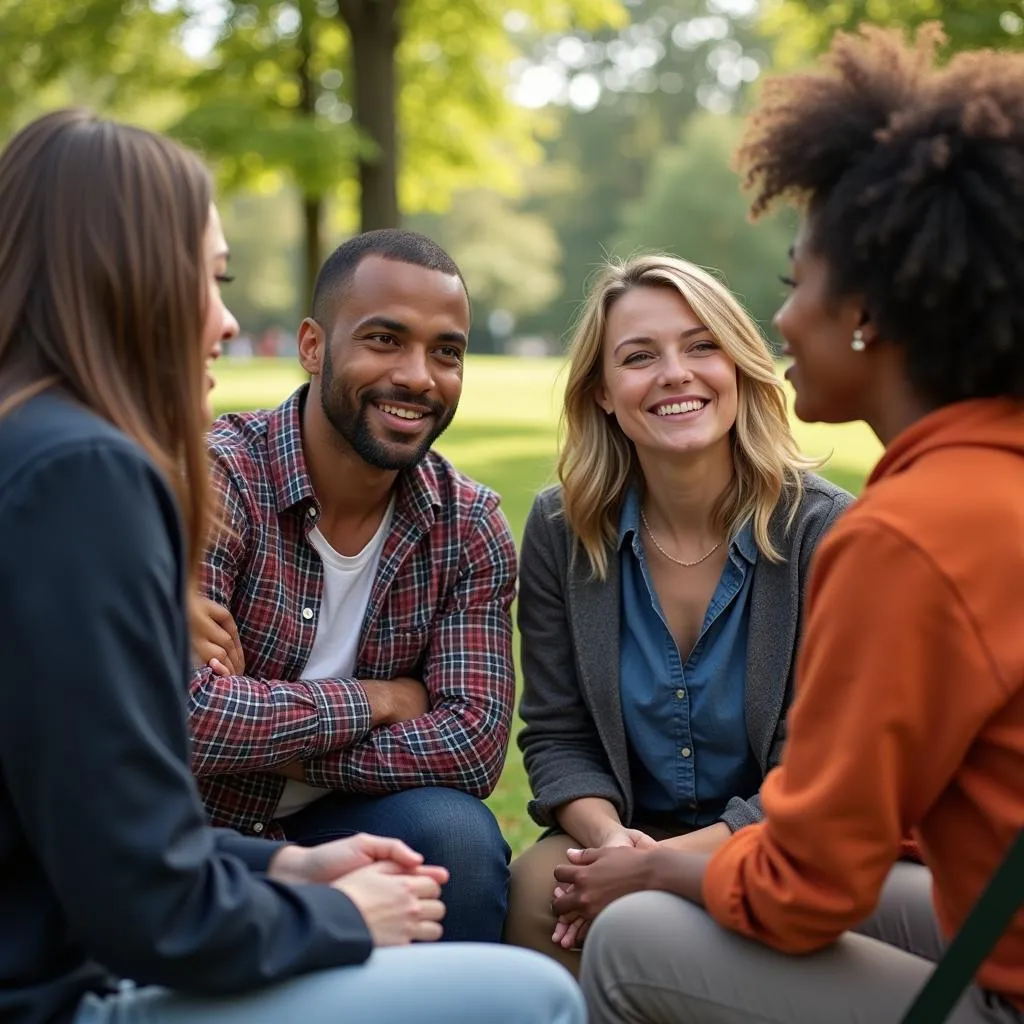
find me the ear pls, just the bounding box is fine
[857,309,880,347]
[594,383,614,416]
[297,318,324,375]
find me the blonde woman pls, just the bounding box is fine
[504,254,852,973]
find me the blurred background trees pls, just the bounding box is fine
[1,0,1016,348]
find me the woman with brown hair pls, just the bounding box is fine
[577,25,1024,1024]
[0,109,583,1024]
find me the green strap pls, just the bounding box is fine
[900,828,1024,1024]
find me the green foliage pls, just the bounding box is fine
[761,0,1024,64]
[0,0,189,130]
[514,0,773,342]
[169,2,361,199]
[611,113,797,332]
[165,0,625,212]
[410,188,563,331]
[396,0,626,213]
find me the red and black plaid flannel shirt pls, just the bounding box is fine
[190,386,517,839]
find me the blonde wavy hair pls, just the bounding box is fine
[558,254,818,579]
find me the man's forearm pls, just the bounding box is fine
[189,668,373,776]
[303,698,509,797]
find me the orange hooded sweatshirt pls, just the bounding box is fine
[704,398,1024,1008]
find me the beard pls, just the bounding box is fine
[319,342,457,470]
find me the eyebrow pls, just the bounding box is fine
[612,324,712,356]
[356,315,468,346]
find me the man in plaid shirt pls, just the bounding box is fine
[189,230,516,944]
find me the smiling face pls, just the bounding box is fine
[774,218,874,424]
[200,204,239,421]
[595,284,738,460]
[301,254,469,470]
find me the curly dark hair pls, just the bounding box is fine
[736,23,1024,407]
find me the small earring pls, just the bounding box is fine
[851,328,867,352]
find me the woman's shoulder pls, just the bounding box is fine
[0,393,150,495]
[0,393,176,537]
[767,471,856,557]
[798,471,856,515]
[790,471,856,524]
[524,484,570,549]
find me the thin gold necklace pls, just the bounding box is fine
[640,507,723,568]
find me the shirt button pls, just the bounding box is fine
[675,689,685,699]
[680,747,692,758]
[302,607,314,621]
[307,506,317,519]
[252,822,265,834]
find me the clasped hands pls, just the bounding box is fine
[550,826,658,951]
[549,822,727,950]
[268,832,448,946]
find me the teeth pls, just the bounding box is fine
[380,403,426,420]
[656,400,705,416]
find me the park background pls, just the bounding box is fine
[2,0,1018,852]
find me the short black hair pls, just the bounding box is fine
[736,23,1024,407]
[311,228,466,324]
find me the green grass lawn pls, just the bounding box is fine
[212,355,882,854]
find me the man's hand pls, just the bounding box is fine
[190,595,245,676]
[550,846,655,949]
[335,861,448,946]
[267,833,429,886]
[550,826,656,949]
[362,677,430,726]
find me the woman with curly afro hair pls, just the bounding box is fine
[572,24,1024,1024]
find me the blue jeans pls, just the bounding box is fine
[75,944,585,1024]
[280,786,510,943]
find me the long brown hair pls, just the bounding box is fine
[0,109,213,576]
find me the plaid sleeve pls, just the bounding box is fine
[304,503,517,797]
[188,459,373,777]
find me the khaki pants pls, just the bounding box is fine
[580,861,1022,1023]
[505,833,587,976]
[505,826,682,977]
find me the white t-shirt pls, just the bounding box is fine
[274,497,395,819]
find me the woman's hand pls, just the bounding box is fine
[550,846,656,948]
[334,861,448,946]
[550,829,657,950]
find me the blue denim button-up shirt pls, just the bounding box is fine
[618,488,761,826]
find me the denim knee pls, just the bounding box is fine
[395,787,510,868]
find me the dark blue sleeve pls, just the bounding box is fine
[0,443,372,993]
[212,829,288,873]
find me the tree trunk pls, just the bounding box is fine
[297,5,322,310]
[301,196,322,312]
[337,0,401,231]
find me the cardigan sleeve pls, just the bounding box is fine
[517,490,626,827]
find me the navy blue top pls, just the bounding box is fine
[618,488,762,826]
[0,393,371,1024]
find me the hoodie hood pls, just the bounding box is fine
[868,398,1024,487]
